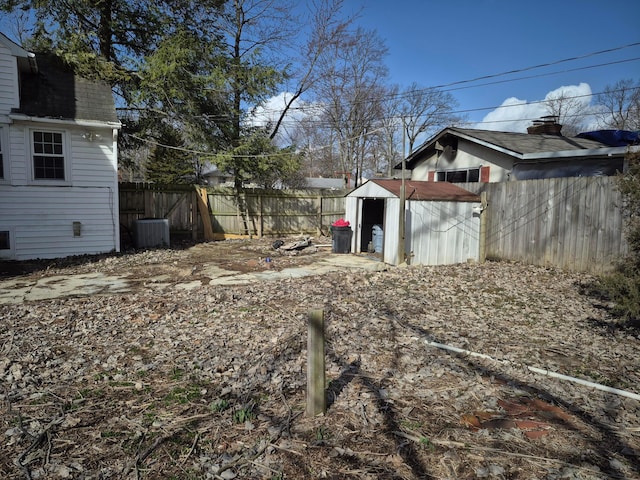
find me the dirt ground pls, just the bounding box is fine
[0,237,638,479]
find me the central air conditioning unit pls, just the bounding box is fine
[133,219,170,248]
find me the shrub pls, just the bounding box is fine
[598,150,640,326]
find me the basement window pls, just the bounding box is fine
[437,168,480,183]
[0,231,9,250]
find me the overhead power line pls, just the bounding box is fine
[122,42,640,158]
[399,42,640,96]
[124,85,637,159]
[117,42,640,122]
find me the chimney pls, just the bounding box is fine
[527,116,563,136]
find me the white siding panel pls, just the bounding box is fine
[71,129,117,187]
[345,196,358,252]
[0,45,19,114]
[8,124,27,183]
[0,185,118,260]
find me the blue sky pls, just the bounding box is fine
[352,0,640,130]
[3,0,638,135]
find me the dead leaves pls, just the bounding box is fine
[0,240,638,479]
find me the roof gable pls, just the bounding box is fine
[405,126,632,169]
[450,127,606,155]
[15,53,118,124]
[0,32,31,58]
[349,179,480,202]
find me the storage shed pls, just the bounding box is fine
[345,179,483,266]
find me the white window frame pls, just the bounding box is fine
[28,128,71,185]
[0,126,8,184]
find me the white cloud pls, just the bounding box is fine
[473,83,596,132]
[250,92,320,127]
[248,92,323,145]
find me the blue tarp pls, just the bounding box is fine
[576,130,640,147]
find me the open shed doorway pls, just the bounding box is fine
[360,198,385,253]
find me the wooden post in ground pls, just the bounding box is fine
[479,191,488,263]
[307,309,326,416]
[196,187,215,241]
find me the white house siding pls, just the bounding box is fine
[406,200,480,265]
[410,139,514,182]
[1,123,119,259]
[0,44,19,114]
[0,185,117,259]
[70,129,118,186]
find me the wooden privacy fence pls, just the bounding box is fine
[118,183,348,241]
[462,176,628,273]
[119,183,199,241]
[120,177,627,273]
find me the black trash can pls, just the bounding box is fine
[331,226,353,254]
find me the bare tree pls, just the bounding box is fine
[269,0,357,141]
[595,79,640,131]
[316,26,389,186]
[543,88,591,136]
[400,82,463,153]
[376,84,402,176]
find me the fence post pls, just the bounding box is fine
[479,191,487,263]
[307,308,326,416]
[191,190,199,241]
[196,187,215,241]
[317,195,323,236]
[259,194,264,238]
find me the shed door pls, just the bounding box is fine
[360,198,384,253]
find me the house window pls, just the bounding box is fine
[0,231,9,250]
[33,131,65,180]
[437,168,480,183]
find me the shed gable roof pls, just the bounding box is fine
[14,53,118,124]
[350,179,480,202]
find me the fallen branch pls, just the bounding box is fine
[180,432,199,466]
[15,416,64,480]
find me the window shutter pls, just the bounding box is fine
[480,166,490,183]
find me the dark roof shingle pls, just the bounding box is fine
[16,53,118,124]
[449,127,607,155]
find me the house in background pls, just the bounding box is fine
[0,33,121,260]
[402,118,636,183]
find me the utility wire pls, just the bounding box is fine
[124,86,633,159]
[115,44,640,121]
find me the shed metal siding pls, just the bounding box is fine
[383,197,401,265]
[407,200,480,265]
